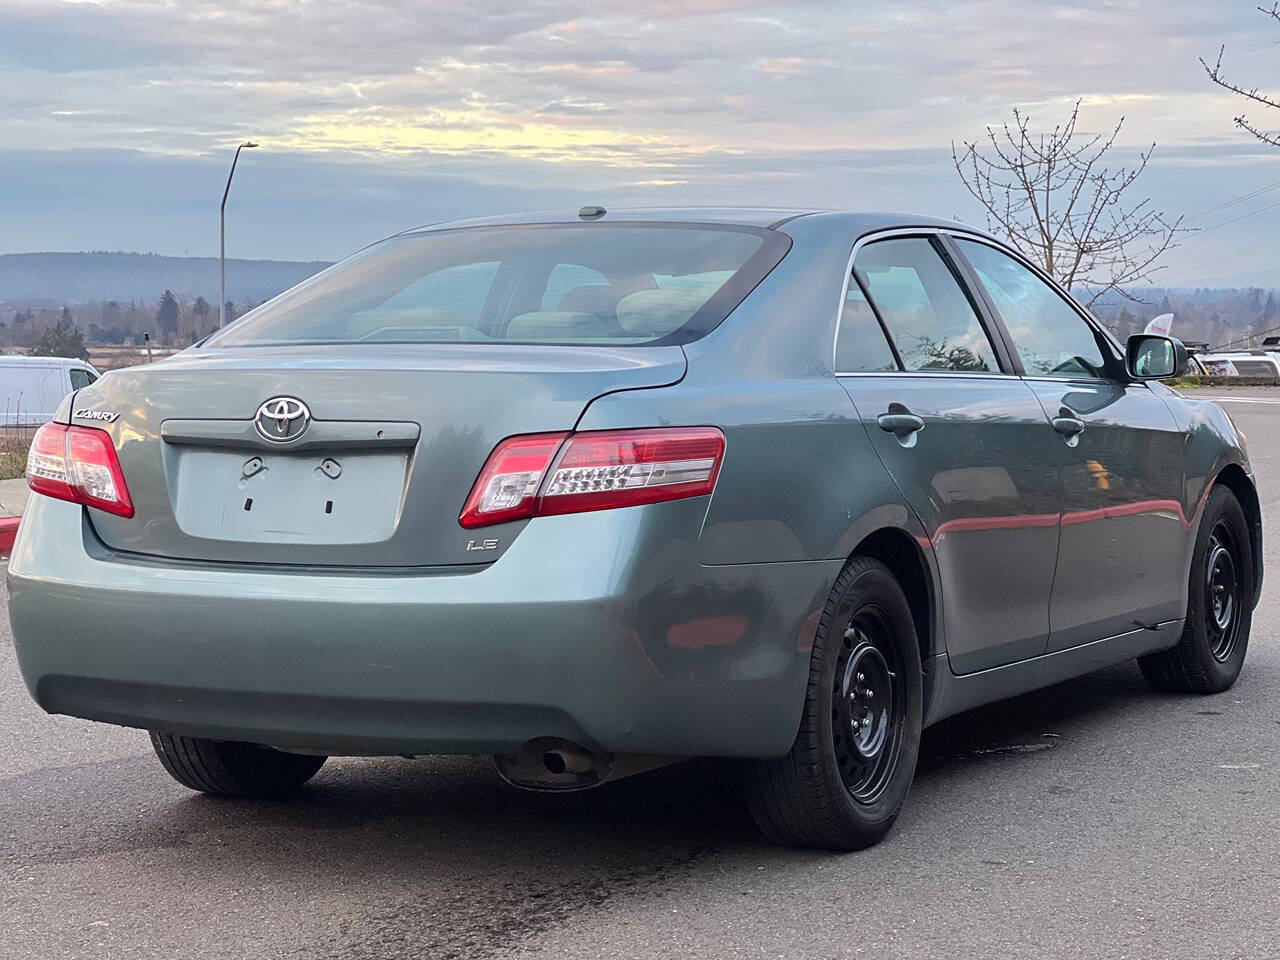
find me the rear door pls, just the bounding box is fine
[952,236,1187,651]
[836,233,1062,674]
[7,364,60,424]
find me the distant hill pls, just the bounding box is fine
[0,251,332,307]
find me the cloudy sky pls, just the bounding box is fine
[3,0,1279,286]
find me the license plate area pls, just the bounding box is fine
[170,447,408,545]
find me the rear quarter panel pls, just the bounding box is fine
[574,216,942,716]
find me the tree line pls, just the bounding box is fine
[11,283,1278,364]
[1092,288,1280,349]
[12,291,258,359]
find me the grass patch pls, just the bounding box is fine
[0,435,30,480]
[1162,375,1280,389]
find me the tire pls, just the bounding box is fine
[743,557,923,851]
[1139,484,1254,694]
[150,733,327,797]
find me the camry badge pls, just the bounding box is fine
[74,408,120,423]
[255,396,311,443]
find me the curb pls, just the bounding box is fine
[0,516,19,558]
[1165,375,1280,388]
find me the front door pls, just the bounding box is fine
[836,235,1062,675]
[953,237,1187,651]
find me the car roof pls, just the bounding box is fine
[0,354,89,365]
[398,207,975,235]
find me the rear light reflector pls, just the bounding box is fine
[26,422,134,517]
[459,427,724,529]
[25,423,76,502]
[459,433,568,528]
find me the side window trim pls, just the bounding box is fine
[844,269,905,372]
[942,231,1125,382]
[923,234,1018,376]
[832,242,867,375]
[849,272,911,373]
[936,233,1024,377]
[836,229,1016,377]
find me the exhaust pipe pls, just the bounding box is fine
[541,745,594,776]
[493,737,680,792]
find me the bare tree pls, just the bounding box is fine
[952,101,1185,307]
[1202,3,1280,148]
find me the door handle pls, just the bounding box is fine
[877,409,925,447]
[1052,413,1085,438]
[878,413,925,433]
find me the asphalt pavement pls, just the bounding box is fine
[4,386,1280,959]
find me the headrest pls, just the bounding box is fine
[557,284,621,317]
[615,289,706,338]
[504,311,607,340]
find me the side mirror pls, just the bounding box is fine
[1126,334,1188,381]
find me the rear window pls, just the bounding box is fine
[205,223,788,348]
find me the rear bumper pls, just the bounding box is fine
[8,496,836,758]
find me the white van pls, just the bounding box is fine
[0,355,102,426]
[1192,351,1280,379]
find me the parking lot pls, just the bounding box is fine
[2,386,1279,960]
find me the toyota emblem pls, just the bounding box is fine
[254,396,311,443]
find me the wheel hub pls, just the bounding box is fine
[843,644,893,761]
[831,607,905,805]
[1206,523,1241,662]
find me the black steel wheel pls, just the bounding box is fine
[832,608,907,805]
[743,556,923,851]
[1140,485,1254,694]
[1205,519,1243,663]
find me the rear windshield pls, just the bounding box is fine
[205,223,788,348]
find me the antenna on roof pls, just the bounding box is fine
[578,205,607,221]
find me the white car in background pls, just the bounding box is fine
[1141,314,1280,380]
[0,356,101,426]
[1191,351,1280,378]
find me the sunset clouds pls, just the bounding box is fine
[2,0,1277,283]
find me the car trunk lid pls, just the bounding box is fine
[75,343,685,567]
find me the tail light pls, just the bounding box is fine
[26,422,134,518]
[459,433,568,528]
[460,427,724,529]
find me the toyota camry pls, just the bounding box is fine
[10,207,1261,851]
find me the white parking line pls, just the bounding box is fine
[1191,396,1280,404]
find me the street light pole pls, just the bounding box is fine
[219,141,258,328]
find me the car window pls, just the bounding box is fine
[854,237,999,374]
[344,261,502,341]
[204,225,782,347]
[835,279,898,372]
[955,238,1108,379]
[69,368,96,390]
